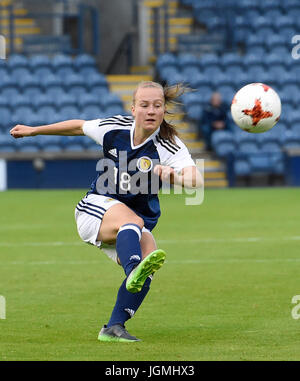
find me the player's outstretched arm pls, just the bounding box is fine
[10,120,85,139]
[154,165,203,189]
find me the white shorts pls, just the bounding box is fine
[74,193,153,263]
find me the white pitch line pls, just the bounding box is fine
[0,236,300,248]
[1,258,300,266]
[157,236,300,244]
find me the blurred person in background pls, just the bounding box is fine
[198,92,229,150]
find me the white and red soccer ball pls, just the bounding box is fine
[231,83,281,133]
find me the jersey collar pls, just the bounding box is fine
[130,120,160,149]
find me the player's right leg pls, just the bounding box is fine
[98,203,165,286]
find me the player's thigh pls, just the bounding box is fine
[140,231,157,259]
[98,203,144,244]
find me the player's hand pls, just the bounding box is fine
[154,165,178,184]
[10,125,35,138]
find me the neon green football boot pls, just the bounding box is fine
[126,249,166,293]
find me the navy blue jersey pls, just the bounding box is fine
[83,115,195,231]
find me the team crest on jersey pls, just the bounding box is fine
[104,197,115,203]
[137,156,153,173]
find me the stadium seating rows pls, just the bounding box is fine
[0,54,126,152]
[180,0,300,36]
[156,0,300,177]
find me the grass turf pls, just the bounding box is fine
[0,188,300,361]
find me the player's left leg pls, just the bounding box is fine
[99,231,164,342]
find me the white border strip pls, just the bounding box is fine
[0,159,7,191]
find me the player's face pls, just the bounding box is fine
[132,87,165,133]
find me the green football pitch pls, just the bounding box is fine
[0,187,300,361]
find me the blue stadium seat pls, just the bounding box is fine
[64,74,87,96]
[182,66,202,83]
[156,53,178,71]
[62,136,86,151]
[264,35,286,50]
[218,85,235,104]
[239,0,260,11]
[54,92,76,108]
[221,53,243,70]
[247,153,275,173]
[85,139,102,151]
[256,26,276,40]
[177,53,199,70]
[234,21,250,43]
[282,84,299,100]
[274,15,295,31]
[212,72,233,87]
[232,72,250,88]
[290,119,300,131]
[8,54,30,78]
[39,135,64,152]
[36,103,57,121]
[199,53,220,71]
[234,158,251,176]
[103,105,126,118]
[0,97,12,128]
[185,103,202,121]
[203,66,222,79]
[78,94,103,117]
[58,103,80,120]
[159,65,180,81]
[0,60,9,77]
[78,93,101,109]
[100,93,123,109]
[10,94,32,112]
[224,65,244,79]
[86,73,108,96]
[211,130,234,147]
[80,107,103,119]
[260,140,282,153]
[214,141,236,158]
[182,91,202,108]
[0,134,17,152]
[241,53,263,68]
[267,64,287,81]
[19,75,43,99]
[165,71,185,86]
[251,16,272,30]
[33,93,54,108]
[15,136,40,152]
[286,8,300,24]
[243,9,261,25]
[246,34,265,49]
[74,54,98,76]
[52,54,75,78]
[234,130,257,145]
[287,109,300,125]
[263,8,283,20]
[41,74,64,97]
[238,140,260,154]
[1,76,20,98]
[282,130,300,149]
[246,63,265,78]
[193,9,215,25]
[29,55,53,78]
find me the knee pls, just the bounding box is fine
[121,215,144,231]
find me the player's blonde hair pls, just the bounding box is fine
[132,81,189,144]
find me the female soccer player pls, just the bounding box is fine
[10,81,202,342]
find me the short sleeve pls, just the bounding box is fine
[82,119,109,145]
[161,136,196,173]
